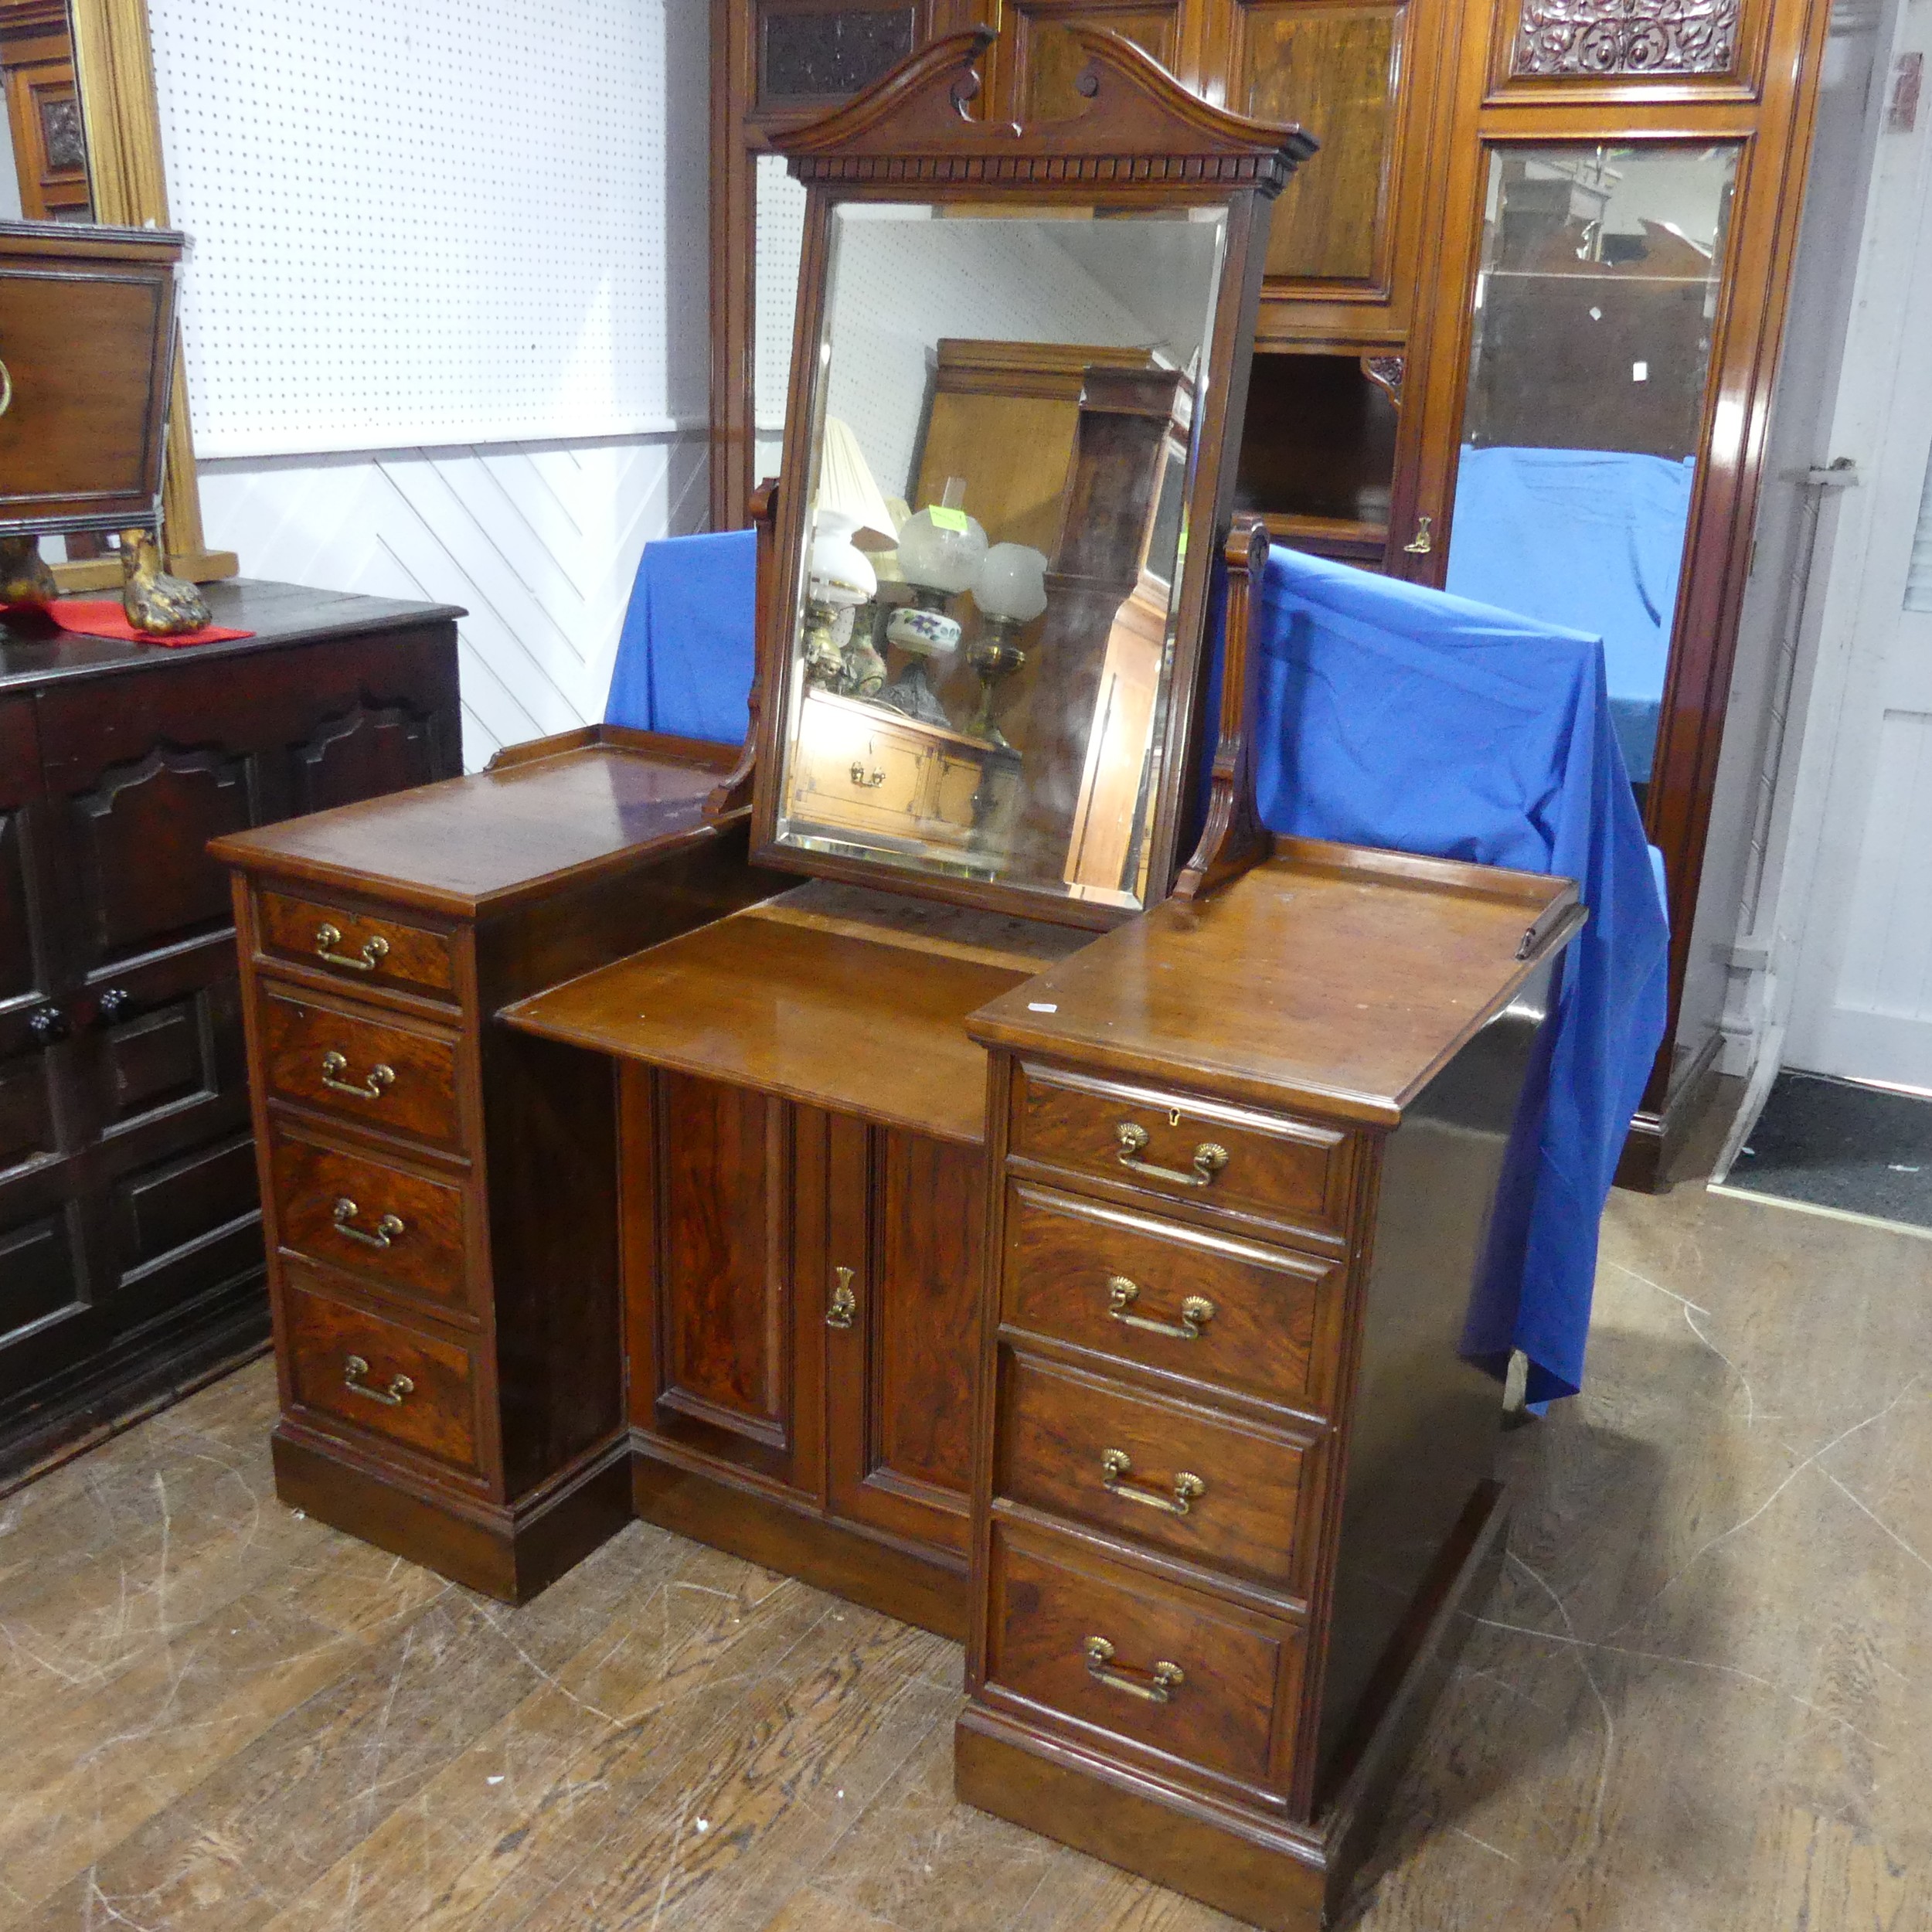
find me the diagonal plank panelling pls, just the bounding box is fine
[199,434,709,768]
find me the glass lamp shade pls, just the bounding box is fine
[896,505,988,596]
[972,543,1049,622]
[809,510,878,609]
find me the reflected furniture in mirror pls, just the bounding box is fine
[218,30,1586,1927]
[0,0,234,592]
[709,0,1839,1185]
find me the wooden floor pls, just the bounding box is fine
[3,1173,1930,1931]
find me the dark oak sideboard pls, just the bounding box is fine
[0,580,462,1481]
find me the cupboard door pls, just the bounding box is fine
[0,696,94,1396]
[627,1069,804,1490]
[825,1125,985,1558]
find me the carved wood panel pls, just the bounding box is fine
[1006,2,1181,121]
[66,745,255,971]
[1236,0,1406,290]
[0,696,46,1014]
[291,699,443,818]
[655,1070,791,1449]
[1510,0,1740,77]
[0,1210,83,1352]
[99,996,211,1128]
[110,1129,260,1291]
[755,0,927,110]
[0,1054,56,1178]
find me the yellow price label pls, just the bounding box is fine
[928,505,970,533]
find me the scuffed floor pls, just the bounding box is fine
[1,1176,1927,1930]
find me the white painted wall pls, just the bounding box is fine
[1690,0,1932,1156]
[150,0,712,767]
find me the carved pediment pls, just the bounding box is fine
[776,27,1317,195]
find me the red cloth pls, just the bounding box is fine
[46,597,253,646]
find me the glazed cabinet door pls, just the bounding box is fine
[624,1068,816,1495]
[824,1124,985,1558]
[0,696,93,1399]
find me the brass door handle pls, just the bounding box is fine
[1403,515,1434,555]
[0,359,12,417]
[849,762,886,787]
[320,1050,395,1100]
[343,1354,413,1406]
[332,1197,405,1249]
[1107,1277,1214,1341]
[315,922,390,973]
[1114,1124,1228,1188]
[827,1265,858,1329]
[1100,1449,1205,1517]
[1084,1636,1183,1703]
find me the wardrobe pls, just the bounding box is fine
[708,0,1835,1182]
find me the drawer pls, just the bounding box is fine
[985,1519,1304,1794]
[998,1352,1317,1596]
[1002,1183,1342,1417]
[270,1125,471,1317]
[281,1267,481,1474]
[258,984,462,1151]
[259,889,457,1004]
[1010,1063,1354,1246]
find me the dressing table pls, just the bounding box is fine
[213,30,1582,1928]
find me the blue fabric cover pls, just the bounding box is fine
[1233,546,1670,1401]
[1444,447,1695,784]
[605,529,758,743]
[604,530,1665,1401]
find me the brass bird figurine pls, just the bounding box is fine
[119,527,210,635]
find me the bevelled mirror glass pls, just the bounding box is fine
[771,202,1226,910]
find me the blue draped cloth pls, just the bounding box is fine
[606,532,1668,1400]
[605,528,757,742]
[1443,447,1695,784]
[1231,547,1670,1400]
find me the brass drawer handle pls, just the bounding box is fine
[1107,1277,1215,1341]
[315,922,390,973]
[320,1050,394,1100]
[1114,1123,1229,1188]
[332,1196,406,1249]
[1084,1636,1183,1704]
[1101,1448,1205,1517]
[849,762,886,787]
[827,1265,858,1329]
[0,359,12,417]
[343,1353,413,1406]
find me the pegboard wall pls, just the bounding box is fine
[151,0,707,457]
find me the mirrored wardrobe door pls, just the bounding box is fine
[1437,140,1740,802]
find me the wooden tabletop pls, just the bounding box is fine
[210,735,735,918]
[968,838,1582,1128]
[502,902,1041,1145]
[0,580,467,692]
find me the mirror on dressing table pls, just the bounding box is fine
[212,29,1584,1930]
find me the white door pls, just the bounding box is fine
[1787,106,1932,1089]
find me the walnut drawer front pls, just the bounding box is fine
[258,888,457,1004]
[270,1127,471,1318]
[1011,1063,1353,1247]
[1002,1183,1342,1417]
[281,1269,480,1474]
[985,1519,1304,1794]
[998,1353,1316,1597]
[258,984,461,1151]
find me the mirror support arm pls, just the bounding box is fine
[705,475,777,823]
[1172,518,1272,905]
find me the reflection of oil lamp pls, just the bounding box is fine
[878,480,985,724]
[804,419,897,692]
[967,542,1047,750]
